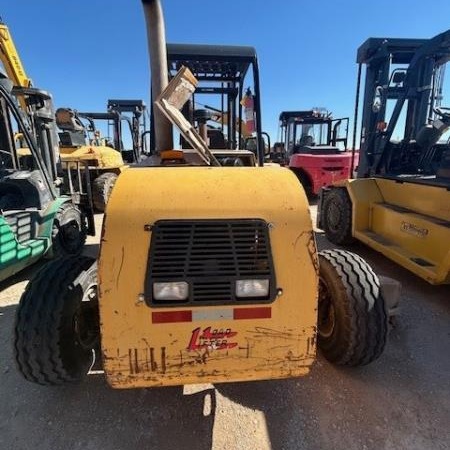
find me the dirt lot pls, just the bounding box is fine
[1,209,449,450]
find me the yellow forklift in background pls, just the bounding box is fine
[318,31,450,285]
[14,0,389,389]
[55,100,147,211]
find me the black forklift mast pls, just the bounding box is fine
[355,30,450,178]
[164,43,265,166]
[107,99,147,159]
[77,111,122,150]
[10,86,61,189]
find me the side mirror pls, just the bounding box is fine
[372,86,383,113]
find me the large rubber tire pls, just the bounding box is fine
[317,249,388,366]
[14,256,100,385]
[321,187,355,245]
[92,172,118,212]
[52,202,87,257]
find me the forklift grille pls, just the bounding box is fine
[145,219,276,306]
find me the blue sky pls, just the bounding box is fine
[3,0,450,142]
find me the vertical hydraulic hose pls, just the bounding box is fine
[141,0,173,151]
[351,63,362,176]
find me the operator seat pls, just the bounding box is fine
[55,108,86,147]
[299,135,315,146]
[55,108,85,132]
[293,135,315,154]
[208,128,226,149]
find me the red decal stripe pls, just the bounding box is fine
[233,307,272,320]
[152,310,192,324]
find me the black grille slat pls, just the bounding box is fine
[146,219,276,306]
[193,284,232,301]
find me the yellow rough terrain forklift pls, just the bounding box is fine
[14,0,388,388]
[318,31,450,285]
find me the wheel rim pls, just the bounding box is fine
[327,200,343,233]
[318,277,335,339]
[73,284,100,350]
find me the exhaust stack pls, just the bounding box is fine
[141,0,173,151]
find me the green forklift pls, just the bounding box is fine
[0,72,93,282]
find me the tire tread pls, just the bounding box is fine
[14,256,96,385]
[318,249,387,366]
[92,172,117,212]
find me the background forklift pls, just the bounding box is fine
[318,30,450,285]
[56,99,147,211]
[0,73,91,282]
[14,0,388,388]
[107,99,149,161]
[275,109,354,196]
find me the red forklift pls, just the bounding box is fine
[275,109,356,196]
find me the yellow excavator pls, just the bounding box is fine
[0,19,130,211]
[14,0,390,389]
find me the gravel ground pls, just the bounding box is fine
[1,209,449,450]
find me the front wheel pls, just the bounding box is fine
[52,202,87,256]
[14,256,100,385]
[321,188,354,245]
[92,172,118,212]
[317,249,388,366]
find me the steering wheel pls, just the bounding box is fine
[433,107,450,119]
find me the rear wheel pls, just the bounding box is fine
[14,256,100,385]
[317,249,387,366]
[321,187,354,244]
[52,202,87,256]
[92,172,118,212]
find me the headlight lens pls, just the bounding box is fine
[235,279,269,298]
[153,281,189,301]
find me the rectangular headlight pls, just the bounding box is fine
[153,281,189,301]
[235,279,269,298]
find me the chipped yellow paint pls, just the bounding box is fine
[98,166,318,388]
